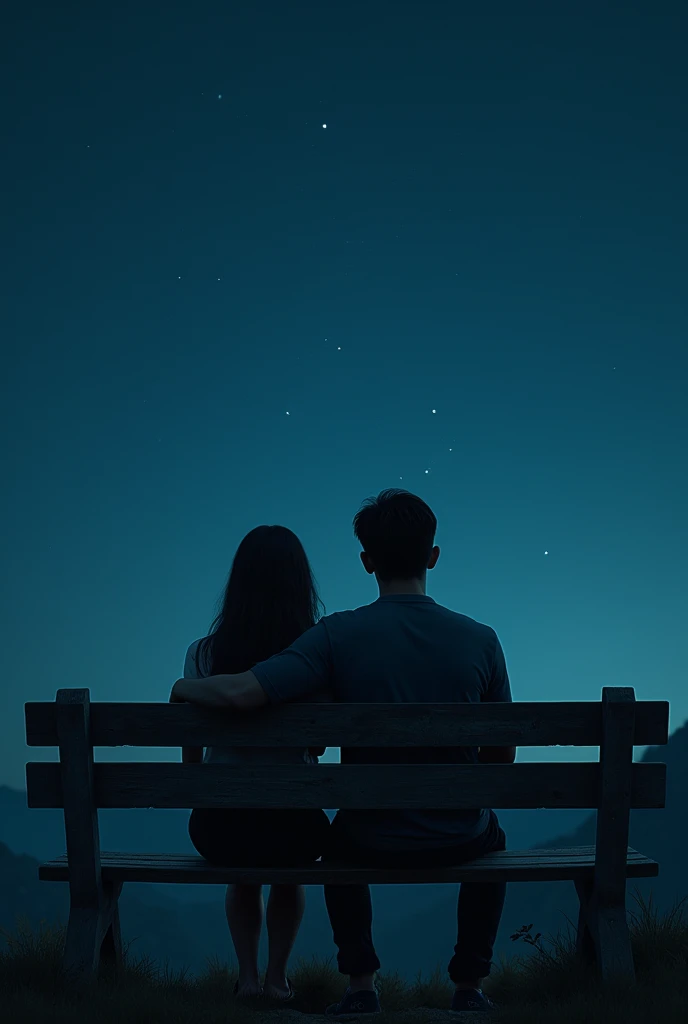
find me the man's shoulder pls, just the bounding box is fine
[317,602,376,625]
[434,604,496,633]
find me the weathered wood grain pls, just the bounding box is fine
[37,847,659,886]
[26,760,667,810]
[595,688,636,905]
[591,687,637,980]
[55,690,107,986]
[55,690,102,908]
[24,698,670,748]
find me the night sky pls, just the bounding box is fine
[2,2,687,789]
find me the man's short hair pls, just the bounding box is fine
[353,488,437,582]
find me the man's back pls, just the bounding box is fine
[251,594,512,850]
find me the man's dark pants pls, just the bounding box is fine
[321,810,507,984]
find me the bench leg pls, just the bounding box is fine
[575,877,635,982]
[574,878,596,967]
[100,882,124,975]
[62,905,102,986]
[62,881,123,986]
[594,901,635,982]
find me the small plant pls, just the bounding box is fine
[509,922,558,965]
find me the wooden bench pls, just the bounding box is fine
[24,686,668,988]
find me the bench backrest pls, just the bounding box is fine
[25,688,668,898]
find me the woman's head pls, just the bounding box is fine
[197,525,324,676]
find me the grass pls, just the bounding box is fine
[0,889,687,1023]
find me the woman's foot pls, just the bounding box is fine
[263,975,295,1000]
[233,979,264,998]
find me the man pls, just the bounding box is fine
[171,488,515,1015]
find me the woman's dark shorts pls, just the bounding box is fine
[188,808,331,867]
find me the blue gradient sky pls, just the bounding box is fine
[2,2,686,788]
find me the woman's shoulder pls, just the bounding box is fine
[184,637,209,677]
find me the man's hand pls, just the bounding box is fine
[168,672,268,709]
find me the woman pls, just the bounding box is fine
[181,525,330,999]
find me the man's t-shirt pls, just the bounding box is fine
[251,594,512,850]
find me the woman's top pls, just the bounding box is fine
[183,637,317,765]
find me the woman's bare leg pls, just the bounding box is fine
[225,883,264,994]
[264,884,306,994]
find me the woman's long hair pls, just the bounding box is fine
[195,525,325,676]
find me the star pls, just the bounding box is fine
[322,123,327,128]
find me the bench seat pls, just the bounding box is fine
[38,845,658,886]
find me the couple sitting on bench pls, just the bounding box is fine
[170,488,515,1016]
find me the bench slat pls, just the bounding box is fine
[24,700,670,748]
[37,847,659,885]
[26,761,667,810]
[42,847,644,864]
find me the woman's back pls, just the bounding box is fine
[183,636,316,765]
[184,523,325,764]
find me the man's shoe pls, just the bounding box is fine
[450,987,497,1013]
[325,987,382,1017]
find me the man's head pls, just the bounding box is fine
[353,488,440,592]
